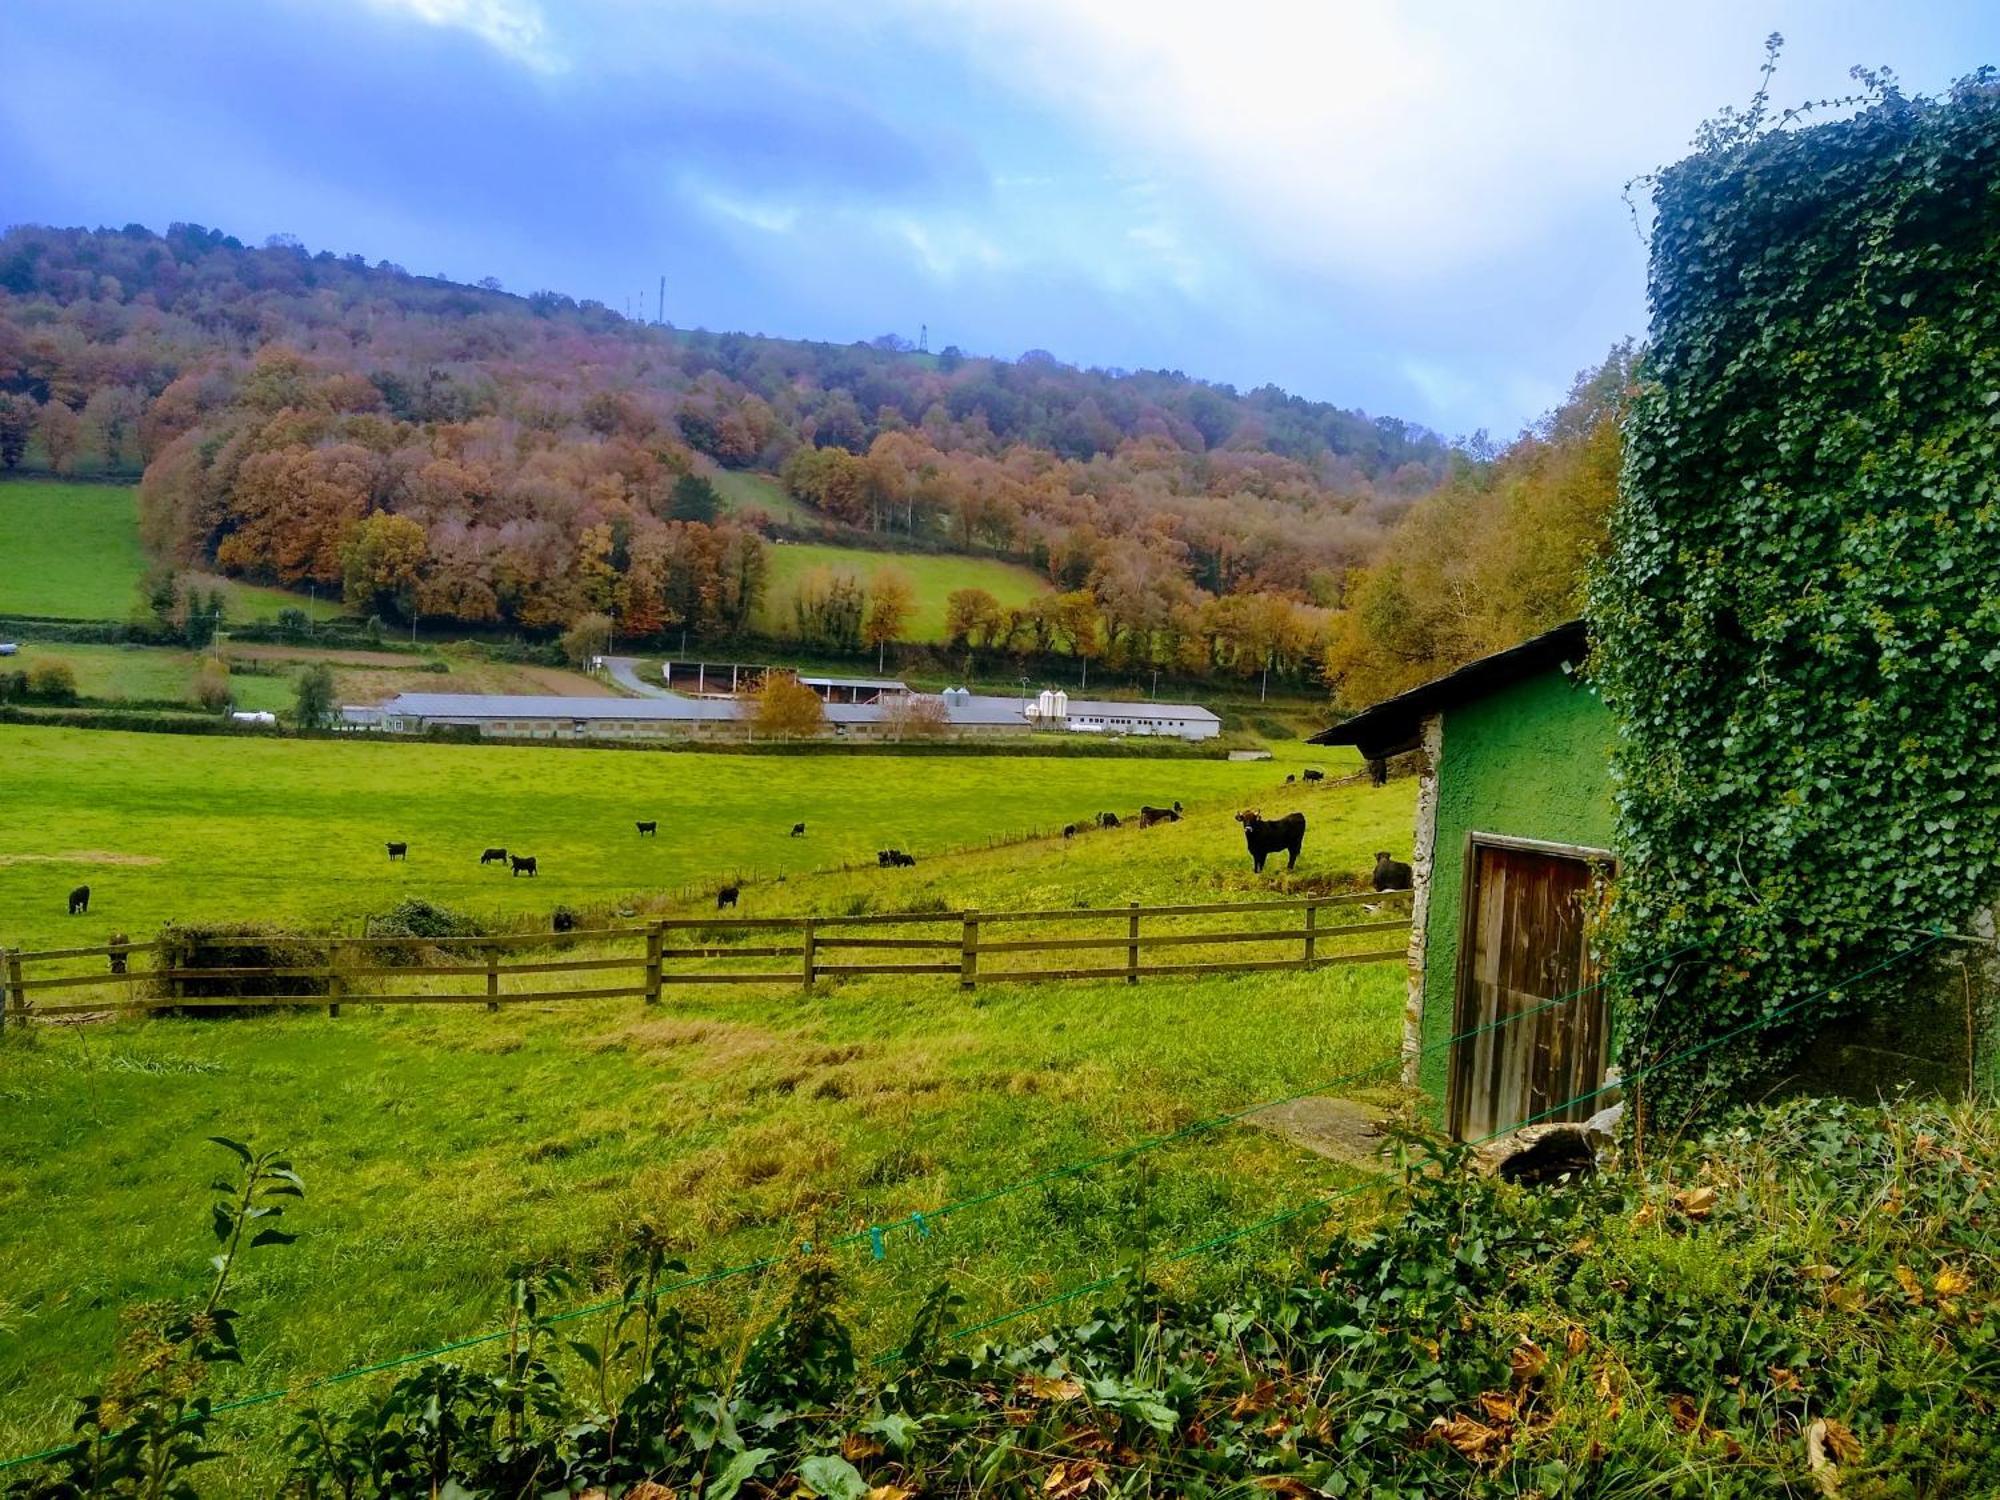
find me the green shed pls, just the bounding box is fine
[1315,621,1617,1140]
[1316,620,1997,1138]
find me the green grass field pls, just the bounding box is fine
[2,642,293,712]
[757,542,1050,643]
[0,480,344,624]
[710,468,821,527]
[0,732,1414,1482]
[0,725,1371,951]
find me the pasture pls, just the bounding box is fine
[756,541,1050,643]
[0,724,1381,953]
[0,480,343,623]
[0,739,1415,1481]
[0,641,293,712]
[710,467,821,527]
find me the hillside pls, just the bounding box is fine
[0,223,1455,689]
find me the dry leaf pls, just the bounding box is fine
[1510,1341,1548,1385]
[1230,1380,1277,1419]
[1042,1460,1096,1499]
[865,1488,912,1500]
[1827,1284,1869,1313]
[1667,1394,1703,1433]
[1631,1203,1660,1229]
[1935,1266,1972,1297]
[1477,1391,1517,1422]
[1430,1415,1507,1464]
[1022,1375,1084,1403]
[1254,1479,1313,1498]
[1894,1265,1924,1300]
[1769,1366,1802,1393]
[1565,1326,1589,1358]
[842,1434,886,1462]
[1800,1264,1841,1282]
[1673,1185,1718,1220]
[1822,1418,1864,1465]
[625,1486,677,1500]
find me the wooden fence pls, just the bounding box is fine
[0,891,1412,1024]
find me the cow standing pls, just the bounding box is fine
[1236,811,1307,873]
[68,884,90,916]
[510,855,538,877]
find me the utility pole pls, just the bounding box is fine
[657,275,665,325]
[919,322,928,353]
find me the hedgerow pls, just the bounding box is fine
[1591,59,2000,1115]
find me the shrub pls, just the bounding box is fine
[559,611,613,667]
[752,671,826,738]
[25,659,77,704]
[292,662,336,728]
[193,657,232,711]
[154,925,332,1006]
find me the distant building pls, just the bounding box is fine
[349,684,1221,742]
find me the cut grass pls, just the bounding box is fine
[0,479,344,624]
[709,468,821,527]
[0,759,1415,1483]
[4,642,295,714]
[757,542,1050,644]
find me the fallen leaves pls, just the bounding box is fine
[1807,1417,1865,1496]
[1040,1459,1098,1498]
[1020,1375,1085,1404]
[1430,1414,1508,1465]
[1672,1185,1718,1220]
[1509,1341,1548,1386]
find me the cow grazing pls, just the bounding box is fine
[636,821,657,837]
[479,848,508,865]
[877,850,894,866]
[510,855,538,878]
[1303,769,1325,783]
[790,822,807,837]
[884,850,917,868]
[716,884,740,910]
[385,842,408,861]
[1236,811,1307,873]
[1098,811,1121,828]
[1138,805,1181,828]
[1372,852,1414,891]
[1063,823,1077,839]
[68,884,90,916]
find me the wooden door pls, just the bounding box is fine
[1448,841,1607,1142]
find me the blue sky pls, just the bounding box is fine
[4,1,1996,438]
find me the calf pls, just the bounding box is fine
[1286,774,1296,784]
[1098,811,1121,829]
[68,884,90,916]
[386,841,408,861]
[1235,810,1307,873]
[790,822,807,837]
[479,847,508,865]
[1062,823,1077,839]
[1372,852,1414,891]
[877,849,894,866]
[716,884,740,910]
[1138,805,1181,828]
[552,907,576,933]
[510,855,538,878]
[1303,768,1325,783]
[635,820,657,837]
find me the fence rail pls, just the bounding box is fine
[0,890,1412,1025]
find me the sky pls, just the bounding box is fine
[3,2,1997,440]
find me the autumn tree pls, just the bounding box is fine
[560,611,614,667]
[881,692,952,740]
[342,512,428,619]
[37,398,81,474]
[193,657,232,712]
[752,671,825,738]
[944,587,1004,650]
[862,567,915,668]
[0,392,33,469]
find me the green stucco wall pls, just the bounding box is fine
[1414,669,1616,1107]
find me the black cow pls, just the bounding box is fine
[68,884,90,916]
[1138,805,1181,828]
[877,849,894,866]
[1285,774,1296,784]
[386,842,408,861]
[1303,769,1325,783]
[552,907,576,933]
[790,822,806,837]
[636,821,657,837]
[1098,811,1121,829]
[1063,823,1077,838]
[1236,811,1307,873]
[479,847,508,865]
[510,855,538,878]
[1372,852,1414,891]
[107,932,129,974]
[716,884,740,910]
[887,851,917,868]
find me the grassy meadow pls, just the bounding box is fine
[0,480,344,624]
[0,734,1416,1481]
[710,467,821,527]
[757,541,1050,643]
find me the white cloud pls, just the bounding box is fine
[359,0,564,71]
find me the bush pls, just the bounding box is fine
[193,657,232,711]
[368,897,484,942]
[25,659,77,704]
[154,926,331,1007]
[293,662,336,728]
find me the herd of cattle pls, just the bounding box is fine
[58,765,1414,919]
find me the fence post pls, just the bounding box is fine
[645,922,663,1005]
[1,948,17,1031]
[1303,900,1318,967]
[1127,902,1140,985]
[486,945,500,1012]
[327,945,343,1019]
[960,909,980,992]
[801,918,818,992]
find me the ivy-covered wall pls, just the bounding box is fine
[1591,77,2000,1111]
[1415,669,1616,1107]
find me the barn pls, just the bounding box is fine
[1315,619,1995,1141]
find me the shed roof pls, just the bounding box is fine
[798,675,909,691]
[1061,698,1220,724]
[1309,619,1589,759]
